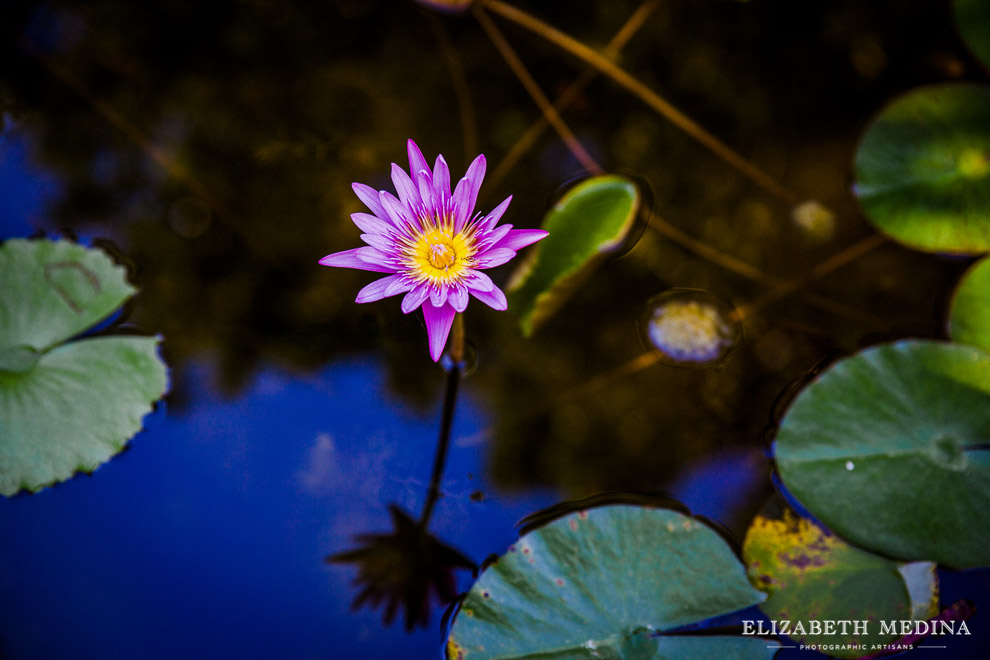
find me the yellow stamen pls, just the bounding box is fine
[429,242,456,269]
[403,220,477,285]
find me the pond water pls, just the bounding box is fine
[2,1,990,658]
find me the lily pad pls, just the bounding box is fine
[743,506,938,658]
[955,0,990,69]
[853,83,990,255]
[948,256,990,353]
[446,505,774,660]
[0,238,168,496]
[507,175,641,336]
[774,340,990,568]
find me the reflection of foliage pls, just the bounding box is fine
[0,0,978,500]
[326,504,475,632]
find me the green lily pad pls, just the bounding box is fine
[774,340,990,568]
[948,256,990,353]
[853,83,990,255]
[743,507,938,658]
[507,175,641,336]
[446,505,774,660]
[0,238,168,496]
[0,238,137,352]
[955,0,990,69]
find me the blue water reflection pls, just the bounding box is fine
[0,358,558,659]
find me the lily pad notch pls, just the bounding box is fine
[0,238,169,496]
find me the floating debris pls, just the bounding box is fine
[642,289,740,367]
[791,199,836,242]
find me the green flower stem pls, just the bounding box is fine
[419,314,465,528]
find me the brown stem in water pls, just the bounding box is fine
[481,0,798,204]
[474,4,604,176]
[487,0,660,191]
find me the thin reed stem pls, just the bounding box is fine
[473,4,604,176]
[488,0,660,191]
[481,0,798,204]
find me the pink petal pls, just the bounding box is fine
[433,155,451,203]
[401,284,431,313]
[462,269,495,292]
[470,285,508,311]
[430,283,449,307]
[478,224,512,250]
[360,233,395,253]
[379,190,419,235]
[319,248,395,273]
[416,174,437,218]
[422,301,456,362]
[352,182,388,218]
[350,212,394,236]
[407,139,433,190]
[384,276,414,297]
[449,284,469,312]
[493,228,549,251]
[356,274,406,303]
[391,163,420,213]
[480,195,512,233]
[474,248,517,269]
[451,154,486,233]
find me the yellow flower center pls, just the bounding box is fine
[404,223,476,285]
[428,242,456,269]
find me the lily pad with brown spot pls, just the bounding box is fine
[743,504,938,658]
[0,239,168,496]
[447,505,774,660]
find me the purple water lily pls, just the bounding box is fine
[320,139,548,361]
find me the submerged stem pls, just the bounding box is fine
[419,314,465,528]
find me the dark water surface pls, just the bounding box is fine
[2,0,990,658]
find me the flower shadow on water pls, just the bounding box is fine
[327,503,476,632]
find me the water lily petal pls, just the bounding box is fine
[352,182,388,218]
[423,301,456,362]
[470,284,508,311]
[477,224,512,250]
[319,248,395,272]
[401,284,431,313]
[474,248,517,268]
[354,245,397,265]
[430,283,449,307]
[351,212,394,236]
[433,155,451,203]
[391,163,420,214]
[417,173,437,219]
[379,190,419,235]
[480,195,512,233]
[361,233,394,253]
[407,139,433,190]
[356,274,406,303]
[462,269,495,292]
[493,228,549,251]
[449,284,469,312]
[451,154,486,233]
